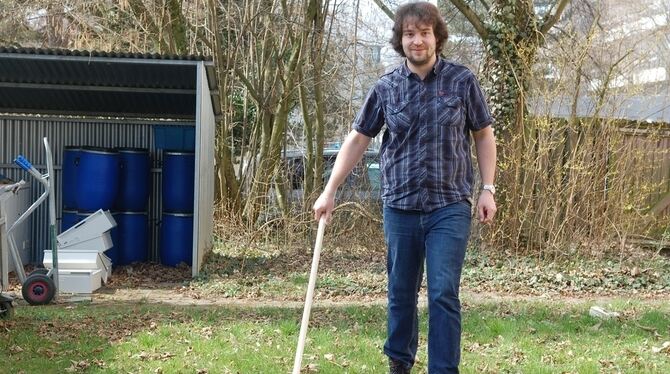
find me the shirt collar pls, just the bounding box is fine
[432,57,444,75]
[400,61,412,77]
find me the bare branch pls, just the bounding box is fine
[448,0,489,40]
[126,0,170,52]
[234,67,263,105]
[540,0,571,35]
[370,0,394,21]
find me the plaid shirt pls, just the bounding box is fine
[353,58,493,212]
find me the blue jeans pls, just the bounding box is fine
[383,202,471,374]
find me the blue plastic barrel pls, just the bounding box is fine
[78,211,120,264]
[114,211,148,265]
[162,151,195,213]
[76,147,120,211]
[62,146,80,209]
[115,148,150,211]
[61,209,79,232]
[160,213,193,267]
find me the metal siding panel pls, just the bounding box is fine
[193,69,202,275]
[192,63,215,277]
[0,117,190,265]
[151,161,162,262]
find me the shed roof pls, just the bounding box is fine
[530,94,670,124]
[529,94,670,125]
[0,47,220,120]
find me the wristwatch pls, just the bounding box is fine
[482,184,496,195]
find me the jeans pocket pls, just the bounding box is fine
[456,199,473,215]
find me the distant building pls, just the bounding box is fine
[555,0,669,96]
[530,0,669,123]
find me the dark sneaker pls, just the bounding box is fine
[389,358,411,374]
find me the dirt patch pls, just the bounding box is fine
[5,247,670,309]
[59,288,667,313]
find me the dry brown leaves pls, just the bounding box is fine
[106,262,191,288]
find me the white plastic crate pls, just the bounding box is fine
[57,209,116,249]
[43,250,109,270]
[43,250,112,284]
[99,253,112,283]
[57,269,103,294]
[57,232,113,252]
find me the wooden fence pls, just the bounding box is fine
[620,126,670,218]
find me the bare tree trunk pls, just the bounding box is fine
[166,0,188,54]
[298,67,315,201]
[127,0,170,51]
[244,41,303,222]
[208,0,241,214]
[303,0,332,202]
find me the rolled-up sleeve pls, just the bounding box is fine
[465,74,493,131]
[353,86,385,138]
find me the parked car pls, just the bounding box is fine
[282,148,381,205]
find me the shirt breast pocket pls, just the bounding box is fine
[436,96,464,127]
[385,101,413,133]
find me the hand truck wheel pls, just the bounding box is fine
[0,297,14,319]
[22,274,56,305]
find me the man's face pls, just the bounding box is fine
[401,20,437,67]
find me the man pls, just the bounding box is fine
[313,2,497,373]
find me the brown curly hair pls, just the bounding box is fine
[390,2,449,57]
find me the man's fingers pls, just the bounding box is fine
[479,206,492,224]
[313,205,331,222]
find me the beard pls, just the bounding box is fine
[405,49,435,67]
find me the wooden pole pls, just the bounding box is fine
[292,217,327,374]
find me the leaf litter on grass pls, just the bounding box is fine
[6,238,668,306]
[185,243,670,303]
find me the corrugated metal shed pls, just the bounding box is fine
[0,47,220,119]
[0,47,217,277]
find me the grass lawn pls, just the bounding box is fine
[4,242,669,373]
[2,298,669,373]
